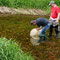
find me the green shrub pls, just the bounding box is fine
[0,38,34,60]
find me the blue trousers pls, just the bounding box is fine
[38,23,51,42]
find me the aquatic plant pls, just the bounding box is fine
[0,37,34,60]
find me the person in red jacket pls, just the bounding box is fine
[49,1,60,38]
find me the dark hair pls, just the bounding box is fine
[30,20,35,25]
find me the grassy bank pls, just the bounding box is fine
[0,0,60,9]
[0,37,34,60]
[0,0,60,14]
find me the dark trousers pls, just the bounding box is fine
[49,25,59,35]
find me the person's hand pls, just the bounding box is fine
[56,20,59,24]
[36,27,42,30]
[36,28,41,30]
[49,19,53,23]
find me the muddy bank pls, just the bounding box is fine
[0,6,47,15]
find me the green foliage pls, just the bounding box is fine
[0,38,34,60]
[0,0,60,9]
[46,6,51,15]
[0,0,10,7]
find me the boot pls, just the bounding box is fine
[38,33,47,43]
[44,34,47,41]
[38,36,43,43]
[56,34,60,38]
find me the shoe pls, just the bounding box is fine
[56,34,60,38]
[41,41,46,43]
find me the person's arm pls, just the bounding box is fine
[56,6,60,23]
[49,16,53,23]
[36,26,42,30]
[56,13,60,23]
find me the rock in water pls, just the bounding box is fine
[30,28,42,46]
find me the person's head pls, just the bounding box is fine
[31,20,36,25]
[49,1,56,7]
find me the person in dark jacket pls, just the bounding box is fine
[31,18,51,43]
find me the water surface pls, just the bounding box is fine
[0,14,60,60]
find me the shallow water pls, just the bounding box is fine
[0,14,60,60]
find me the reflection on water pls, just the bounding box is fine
[0,14,60,60]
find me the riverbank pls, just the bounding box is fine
[0,6,49,16]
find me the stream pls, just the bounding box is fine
[0,14,60,60]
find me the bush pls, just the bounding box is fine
[0,38,34,60]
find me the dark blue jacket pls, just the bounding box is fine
[36,18,49,27]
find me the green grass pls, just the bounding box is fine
[0,37,34,60]
[0,0,60,14]
[0,0,60,9]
